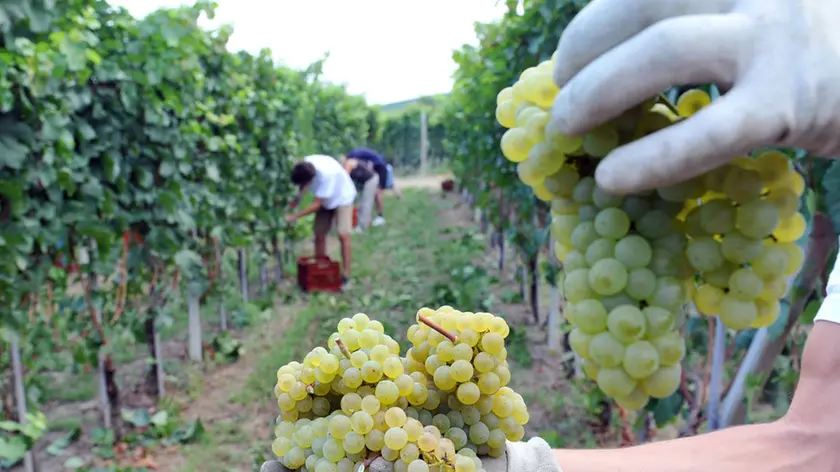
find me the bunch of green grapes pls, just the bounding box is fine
[679,153,806,329]
[405,307,528,451]
[271,310,528,472]
[495,54,808,409]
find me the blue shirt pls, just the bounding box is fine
[347,148,387,168]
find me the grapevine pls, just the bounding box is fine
[271,307,527,471]
[492,55,807,407]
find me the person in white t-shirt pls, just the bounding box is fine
[285,155,357,289]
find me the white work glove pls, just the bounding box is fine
[816,236,840,325]
[550,0,840,194]
[259,438,561,472]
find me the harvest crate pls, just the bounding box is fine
[441,179,455,192]
[297,256,342,292]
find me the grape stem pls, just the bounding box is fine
[657,93,680,115]
[417,315,458,343]
[357,452,381,472]
[335,338,352,359]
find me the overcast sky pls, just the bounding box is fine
[108,0,507,104]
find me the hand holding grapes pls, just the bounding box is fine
[550,0,840,194]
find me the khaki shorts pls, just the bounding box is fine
[314,205,353,236]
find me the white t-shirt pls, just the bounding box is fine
[815,236,840,324]
[303,154,357,210]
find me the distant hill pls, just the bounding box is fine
[378,94,449,115]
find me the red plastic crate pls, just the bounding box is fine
[441,179,455,192]
[297,256,342,292]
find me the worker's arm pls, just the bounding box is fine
[286,198,322,222]
[555,318,840,472]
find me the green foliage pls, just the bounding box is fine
[0,0,375,454]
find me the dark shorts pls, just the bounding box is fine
[374,164,388,189]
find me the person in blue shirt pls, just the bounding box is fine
[345,148,389,226]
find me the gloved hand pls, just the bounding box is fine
[259,438,561,472]
[549,0,840,194]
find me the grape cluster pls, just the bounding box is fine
[494,56,807,407]
[271,308,528,472]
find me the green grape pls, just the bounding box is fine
[596,367,636,398]
[594,208,630,239]
[408,460,430,472]
[365,429,385,451]
[752,246,789,279]
[370,345,390,363]
[698,198,735,234]
[452,343,473,361]
[567,328,592,359]
[468,422,490,445]
[721,231,763,264]
[511,403,529,425]
[728,268,763,300]
[342,432,365,454]
[361,360,384,383]
[480,332,504,355]
[622,341,660,379]
[350,411,374,434]
[686,236,724,272]
[588,258,628,295]
[381,446,400,461]
[606,305,646,342]
[625,268,657,300]
[615,387,650,410]
[284,447,306,469]
[551,214,581,245]
[651,331,686,366]
[572,299,608,334]
[635,210,673,239]
[445,427,468,450]
[385,407,407,428]
[571,221,600,250]
[337,459,354,472]
[434,366,457,391]
[376,380,400,404]
[341,393,362,415]
[643,306,674,337]
[473,352,495,373]
[723,166,763,203]
[384,427,409,450]
[401,443,421,463]
[487,429,506,449]
[404,418,424,441]
[450,360,474,382]
[328,415,352,439]
[572,177,596,203]
[477,372,501,395]
[719,295,758,329]
[361,395,381,415]
[582,125,619,157]
[350,351,368,369]
[564,268,594,302]
[456,382,481,405]
[320,354,340,374]
[640,365,682,398]
[337,318,355,334]
[272,436,292,456]
[491,395,513,417]
[588,332,624,368]
[614,235,652,268]
[736,199,781,238]
[584,237,616,265]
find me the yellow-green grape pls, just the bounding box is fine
[384,427,409,450]
[496,100,516,128]
[351,411,374,434]
[328,415,352,439]
[676,88,711,117]
[500,128,533,163]
[582,125,619,157]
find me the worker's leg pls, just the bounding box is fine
[313,208,333,257]
[335,205,353,280]
[358,175,379,228]
[373,164,388,223]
